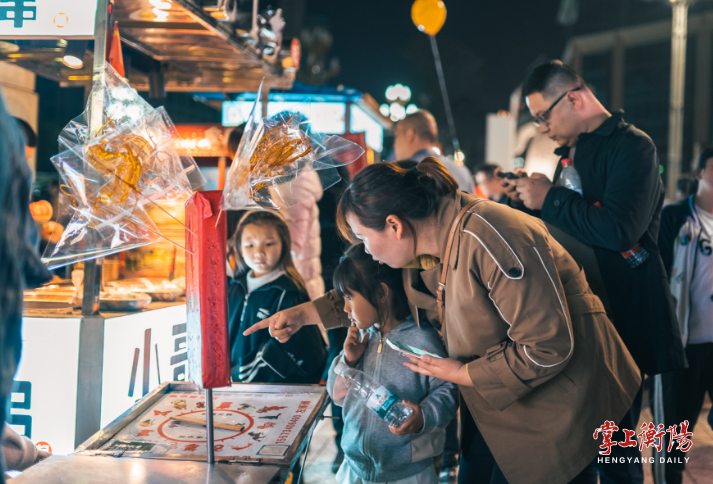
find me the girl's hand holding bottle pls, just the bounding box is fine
[389,401,424,436]
[344,322,368,367]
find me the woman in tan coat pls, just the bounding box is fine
[246,158,641,484]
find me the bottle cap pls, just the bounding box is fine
[334,361,349,376]
[561,158,573,167]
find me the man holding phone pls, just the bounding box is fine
[499,60,687,484]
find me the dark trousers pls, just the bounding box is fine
[458,396,599,484]
[659,343,713,484]
[594,383,645,484]
[442,404,459,468]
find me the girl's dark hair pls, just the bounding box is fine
[229,211,307,294]
[336,157,458,241]
[333,243,411,324]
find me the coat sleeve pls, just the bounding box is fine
[540,134,661,252]
[314,289,351,329]
[464,234,574,411]
[658,202,687,278]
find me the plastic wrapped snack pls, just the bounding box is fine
[42,63,206,269]
[222,82,365,211]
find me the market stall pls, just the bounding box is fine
[1,0,298,457]
[11,381,330,484]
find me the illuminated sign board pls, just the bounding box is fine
[12,305,188,455]
[223,100,346,134]
[351,105,384,152]
[0,0,98,39]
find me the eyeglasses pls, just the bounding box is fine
[532,86,582,127]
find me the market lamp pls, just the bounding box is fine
[62,40,88,69]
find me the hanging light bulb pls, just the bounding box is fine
[62,40,88,69]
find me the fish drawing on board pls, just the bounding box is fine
[196,401,205,409]
[248,431,266,441]
[237,403,252,410]
[172,400,187,410]
[259,414,281,420]
[257,406,287,414]
[139,419,155,427]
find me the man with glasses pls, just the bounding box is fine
[500,60,687,484]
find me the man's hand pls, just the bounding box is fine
[509,173,553,210]
[389,401,424,435]
[243,300,319,343]
[344,323,368,367]
[494,168,528,202]
[403,354,473,387]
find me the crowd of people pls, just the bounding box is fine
[2,59,713,484]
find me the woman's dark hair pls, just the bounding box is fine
[333,243,411,324]
[336,157,458,241]
[697,146,713,170]
[229,211,307,294]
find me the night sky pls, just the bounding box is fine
[300,0,567,163]
[305,0,566,113]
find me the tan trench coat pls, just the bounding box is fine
[314,192,641,484]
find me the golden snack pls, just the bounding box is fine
[236,120,313,200]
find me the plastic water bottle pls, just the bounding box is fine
[335,361,413,427]
[561,158,583,195]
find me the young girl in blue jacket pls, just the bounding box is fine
[227,211,326,384]
[327,243,457,484]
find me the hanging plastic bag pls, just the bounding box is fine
[42,63,206,269]
[222,82,364,211]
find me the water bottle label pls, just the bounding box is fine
[366,386,399,420]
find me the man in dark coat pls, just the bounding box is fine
[501,60,687,484]
[0,100,52,482]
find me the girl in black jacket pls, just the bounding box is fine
[227,211,326,384]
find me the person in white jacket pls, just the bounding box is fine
[227,125,325,300]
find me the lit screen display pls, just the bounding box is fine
[350,105,384,152]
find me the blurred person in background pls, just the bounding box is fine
[474,164,508,203]
[501,60,687,484]
[0,98,52,482]
[393,110,475,193]
[12,117,37,162]
[655,146,713,484]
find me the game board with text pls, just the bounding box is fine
[100,390,322,459]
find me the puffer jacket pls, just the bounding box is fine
[275,170,325,300]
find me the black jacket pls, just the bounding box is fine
[227,274,326,384]
[519,112,687,375]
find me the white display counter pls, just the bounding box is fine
[10,303,188,455]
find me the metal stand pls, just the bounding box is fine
[205,388,215,464]
[430,35,460,155]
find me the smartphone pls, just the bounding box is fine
[386,338,443,359]
[496,171,520,180]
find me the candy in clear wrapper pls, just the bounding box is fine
[42,63,206,269]
[222,82,365,211]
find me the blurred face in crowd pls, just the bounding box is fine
[240,222,283,277]
[526,88,584,148]
[697,158,713,193]
[475,171,504,200]
[393,122,418,160]
[347,212,415,269]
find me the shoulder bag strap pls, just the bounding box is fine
[437,200,480,325]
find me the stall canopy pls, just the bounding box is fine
[0,0,294,92]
